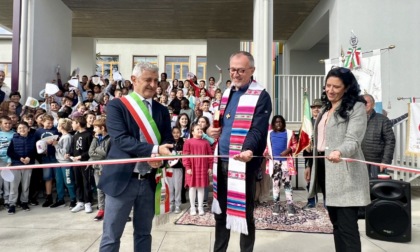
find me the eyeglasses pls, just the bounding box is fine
[228,67,253,74]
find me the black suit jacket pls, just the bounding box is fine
[98,97,173,197]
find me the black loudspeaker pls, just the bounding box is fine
[366,179,411,242]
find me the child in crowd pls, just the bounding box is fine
[180,99,194,123]
[35,114,59,208]
[196,116,215,145]
[186,88,196,110]
[168,90,176,104]
[167,127,185,214]
[52,118,77,208]
[0,116,15,209]
[176,113,191,141]
[85,112,96,135]
[168,107,178,128]
[265,115,297,216]
[7,121,36,214]
[66,116,94,213]
[88,118,111,221]
[99,93,110,115]
[21,113,36,130]
[159,94,169,106]
[210,91,222,113]
[195,115,215,207]
[183,124,213,216]
[201,100,213,126]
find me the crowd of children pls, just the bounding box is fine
[0,68,228,219]
[0,68,298,219]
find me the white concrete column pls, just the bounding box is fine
[27,0,72,101]
[253,0,273,95]
[71,37,96,77]
[207,38,240,91]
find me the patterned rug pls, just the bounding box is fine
[174,201,333,234]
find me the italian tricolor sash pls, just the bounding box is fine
[120,92,161,145]
[120,93,170,220]
[211,81,264,235]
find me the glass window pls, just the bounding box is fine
[165,56,189,80]
[133,56,158,69]
[0,63,12,77]
[96,55,119,80]
[196,56,207,80]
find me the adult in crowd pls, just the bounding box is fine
[362,94,395,179]
[98,62,173,252]
[208,51,272,252]
[308,67,370,252]
[168,89,188,115]
[159,72,170,94]
[9,91,23,117]
[302,98,323,210]
[0,70,11,102]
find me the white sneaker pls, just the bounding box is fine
[71,202,84,213]
[85,203,93,213]
[198,208,205,216]
[174,206,181,214]
[190,207,197,216]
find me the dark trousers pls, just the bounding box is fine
[214,160,256,252]
[327,206,361,252]
[316,154,326,202]
[73,166,93,203]
[29,168,44,202]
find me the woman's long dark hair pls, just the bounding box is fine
[322,67,365,121]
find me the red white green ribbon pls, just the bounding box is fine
[344,47,361,69]
[120,92,161,145]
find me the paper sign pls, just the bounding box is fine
[45,83,60,95]
[89,100,99,110]
[25,96,40,108]
[92,76,100,85]
[113,71,122,81]
[1,169,14,182]
[68,79,79,87]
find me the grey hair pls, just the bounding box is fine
[132,62,159,77]
[364,94,375,105]
[230,51,255,67]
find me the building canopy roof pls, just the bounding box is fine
[0,0,319,40]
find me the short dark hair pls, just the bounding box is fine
[74,116,87,128]
[9,91,21,99]
[18,121,29,128]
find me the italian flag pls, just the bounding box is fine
[344,47,361,69]
[295,93,313,155]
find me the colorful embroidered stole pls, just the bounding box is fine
[211,81,263,235]
[120,93,170,220]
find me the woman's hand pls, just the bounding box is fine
[327,150,342,163]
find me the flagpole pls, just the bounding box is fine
[318,45,396,63]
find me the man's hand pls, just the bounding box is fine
[186,169,192,175]
[148,154,163,168]
[207,126,221,139]
[379,165,388,172]
[158,144,173,156]
[233,150,253,163]
[304,167,311,182]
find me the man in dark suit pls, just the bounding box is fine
[99,62,173,252]
[208,51,272,252]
